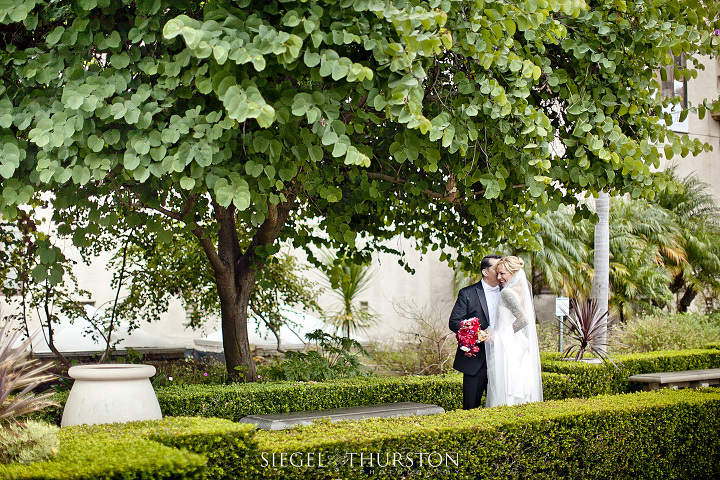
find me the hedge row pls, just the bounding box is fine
[6,389,720,479]
[541,348,720,397]
[158,375,463,420]
[33,348,720,425]
[33,375,465,425]
[35,372,623,424]
[249,387,720,479]
[159,347,720,419]
[0,417,256,480]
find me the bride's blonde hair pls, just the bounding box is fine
[497,256,524,275]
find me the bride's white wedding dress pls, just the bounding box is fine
[485,270,543,407]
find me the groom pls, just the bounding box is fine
[449,254,502,409]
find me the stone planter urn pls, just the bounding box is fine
[61,364,162,427]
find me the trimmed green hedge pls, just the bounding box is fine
[31,375,466,425]
[32,348,720,425]
[0,417,255,480]
[158,375,464,420]
[0,429,205,479]
[7,389,720,479]
[541,348,720,397]
[249,388,720,479]
[706,342,720,350]
[34,372,591,424]
[157,348,720,419]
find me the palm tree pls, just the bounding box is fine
[654,167,720,312]
[592,192,610,351]
[319,250,377,337]
[531,197,678,321]
[520,206,590,298]
[606,199,677,321]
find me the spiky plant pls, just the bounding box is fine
[319,250,377,337]
[559,298,619,364]
[0,316,57,424]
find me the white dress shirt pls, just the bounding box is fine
[482,279,501,328]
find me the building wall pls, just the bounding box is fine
[35,236,460,350]
[662,54,720,201]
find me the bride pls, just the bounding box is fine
[485,256,543,407]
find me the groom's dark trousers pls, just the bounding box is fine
[449,282,491,409]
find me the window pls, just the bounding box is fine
[662,55,687,106]
[661,55,688,132]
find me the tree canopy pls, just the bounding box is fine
[2,0,719,379]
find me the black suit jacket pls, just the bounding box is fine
[449,282,491,375]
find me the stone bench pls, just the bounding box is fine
[628,368,720,391]
[238,401,445,430]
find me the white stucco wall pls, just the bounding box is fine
[10,234,460,350]
[662,54,720,202]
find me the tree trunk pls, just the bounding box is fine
[212,204,254,381]
[592,192,610,353]
[196,194,296,382]
[670,272,684,295]
[678,285,696,313]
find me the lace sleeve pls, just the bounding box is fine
[501,288,528,333]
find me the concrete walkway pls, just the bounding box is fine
[238,402,445,430]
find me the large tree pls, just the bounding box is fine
[2,0,718,380]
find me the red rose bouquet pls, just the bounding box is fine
[456,317,487,357]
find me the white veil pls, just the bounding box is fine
[485,269,543,407]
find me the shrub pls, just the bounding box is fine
[31,348,720,426]
[33,371,618,424]
[536,319,561,352]
[560,298,620,363]
[258,330,372,382]
[542,348,720,396]
[75,417,258,480]
[6,390,720,479]
[0,421,59,465]
[619,312,720,353]
[0,417,255,480]
[248,388,720,479]
[0,428,206,479]
[156,375,464,421]
[152,356,229,387]
[368,302,455,375]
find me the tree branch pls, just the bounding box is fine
[240,186,299,271]
[117,186,226,275]
[364,172,526,204]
